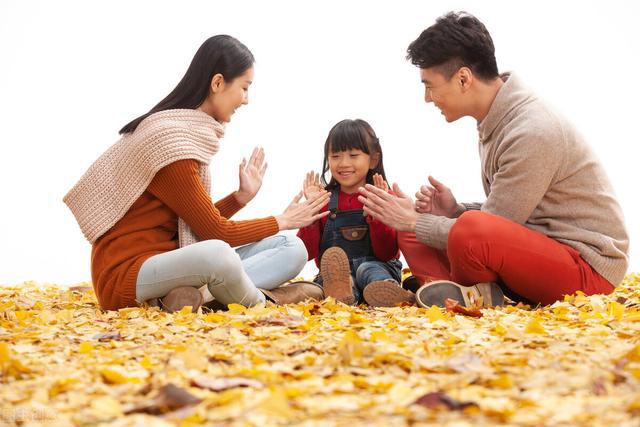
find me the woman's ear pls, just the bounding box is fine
[210,73,225,93]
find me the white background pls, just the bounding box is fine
[1,0,638,285]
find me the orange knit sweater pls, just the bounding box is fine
[91,159,279,310]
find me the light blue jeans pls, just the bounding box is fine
[135,234,308,307]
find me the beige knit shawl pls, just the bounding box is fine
[64,109,224,247]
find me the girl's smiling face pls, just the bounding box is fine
[328,148,375,194]
[321,119,387,195]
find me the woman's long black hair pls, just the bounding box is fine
[119,35,254,134]
[321,119,388,191]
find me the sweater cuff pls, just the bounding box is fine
[462,202,482,212]
[264,216,281,238]
[415,214,456,250]
[215,192,244,219]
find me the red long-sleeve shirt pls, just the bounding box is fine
[297,190,399,267]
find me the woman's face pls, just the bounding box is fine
[207,67,254,123]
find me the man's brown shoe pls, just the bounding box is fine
[261,281,324,304]
[415,280,505,308]
[320,247,356,305]
[363,280,415,307]
[159,286,203,313]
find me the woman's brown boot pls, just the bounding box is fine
[261,281,324,304]
[159,286,203,313]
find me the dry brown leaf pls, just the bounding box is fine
[125,384,201,415]
[414,391,478,411]
[191,376,263,391]
[445,298,483,318]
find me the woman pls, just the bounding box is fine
[64,35,330,312]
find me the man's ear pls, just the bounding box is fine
[210,73,225,93]
[458,67,473,92]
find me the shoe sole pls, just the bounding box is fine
[160,287,203,313]
[415,281,505,308]
[320,247,355,305]
[415,281,465,308]
[363,280,415,307]
[476,282,505,307]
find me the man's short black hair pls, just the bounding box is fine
[407,11,499,81]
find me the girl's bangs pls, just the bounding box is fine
[327,124,370,154]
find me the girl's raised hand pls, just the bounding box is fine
[276,190,330,230]
[236,147,268,205]
[372,173,389,192]
[302,171,323,200]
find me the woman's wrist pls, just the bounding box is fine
[234,190,251,206]
[275,215,288,231]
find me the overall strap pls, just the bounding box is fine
[328,188,340,214]
[319,188,341,259]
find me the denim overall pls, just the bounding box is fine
[316,188,402,303]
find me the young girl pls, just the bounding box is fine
[64,35,329,313]
[297,119,415,306]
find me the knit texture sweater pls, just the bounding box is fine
[64,109,279,309]
[415,73,629,286]
[90,159,278,310]
[64,109,223,247]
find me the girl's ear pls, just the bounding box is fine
[369,152,380,169]
[210,73,225,93]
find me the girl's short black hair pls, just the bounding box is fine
[120,35,254,134]
[321,119,388,191]
[406,11,499,81]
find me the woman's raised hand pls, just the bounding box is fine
[302,171,324,200]
[276,190,330,230]
[372,173,389,192]
[236,147,267,205]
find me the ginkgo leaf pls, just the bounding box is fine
[524,318,547,334]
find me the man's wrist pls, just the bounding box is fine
[405,211,418,233]
[451,203,466,218]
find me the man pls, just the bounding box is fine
[358,11,629,308]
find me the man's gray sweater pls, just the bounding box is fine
[415,73,629,286]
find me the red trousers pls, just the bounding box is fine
[399,211,614,305]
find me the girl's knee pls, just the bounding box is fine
[354,261,375,282]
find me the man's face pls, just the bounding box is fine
[420,67,465,122]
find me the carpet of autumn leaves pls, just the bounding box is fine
[1,275,640,426]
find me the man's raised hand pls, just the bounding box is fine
[415,176,461,217]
